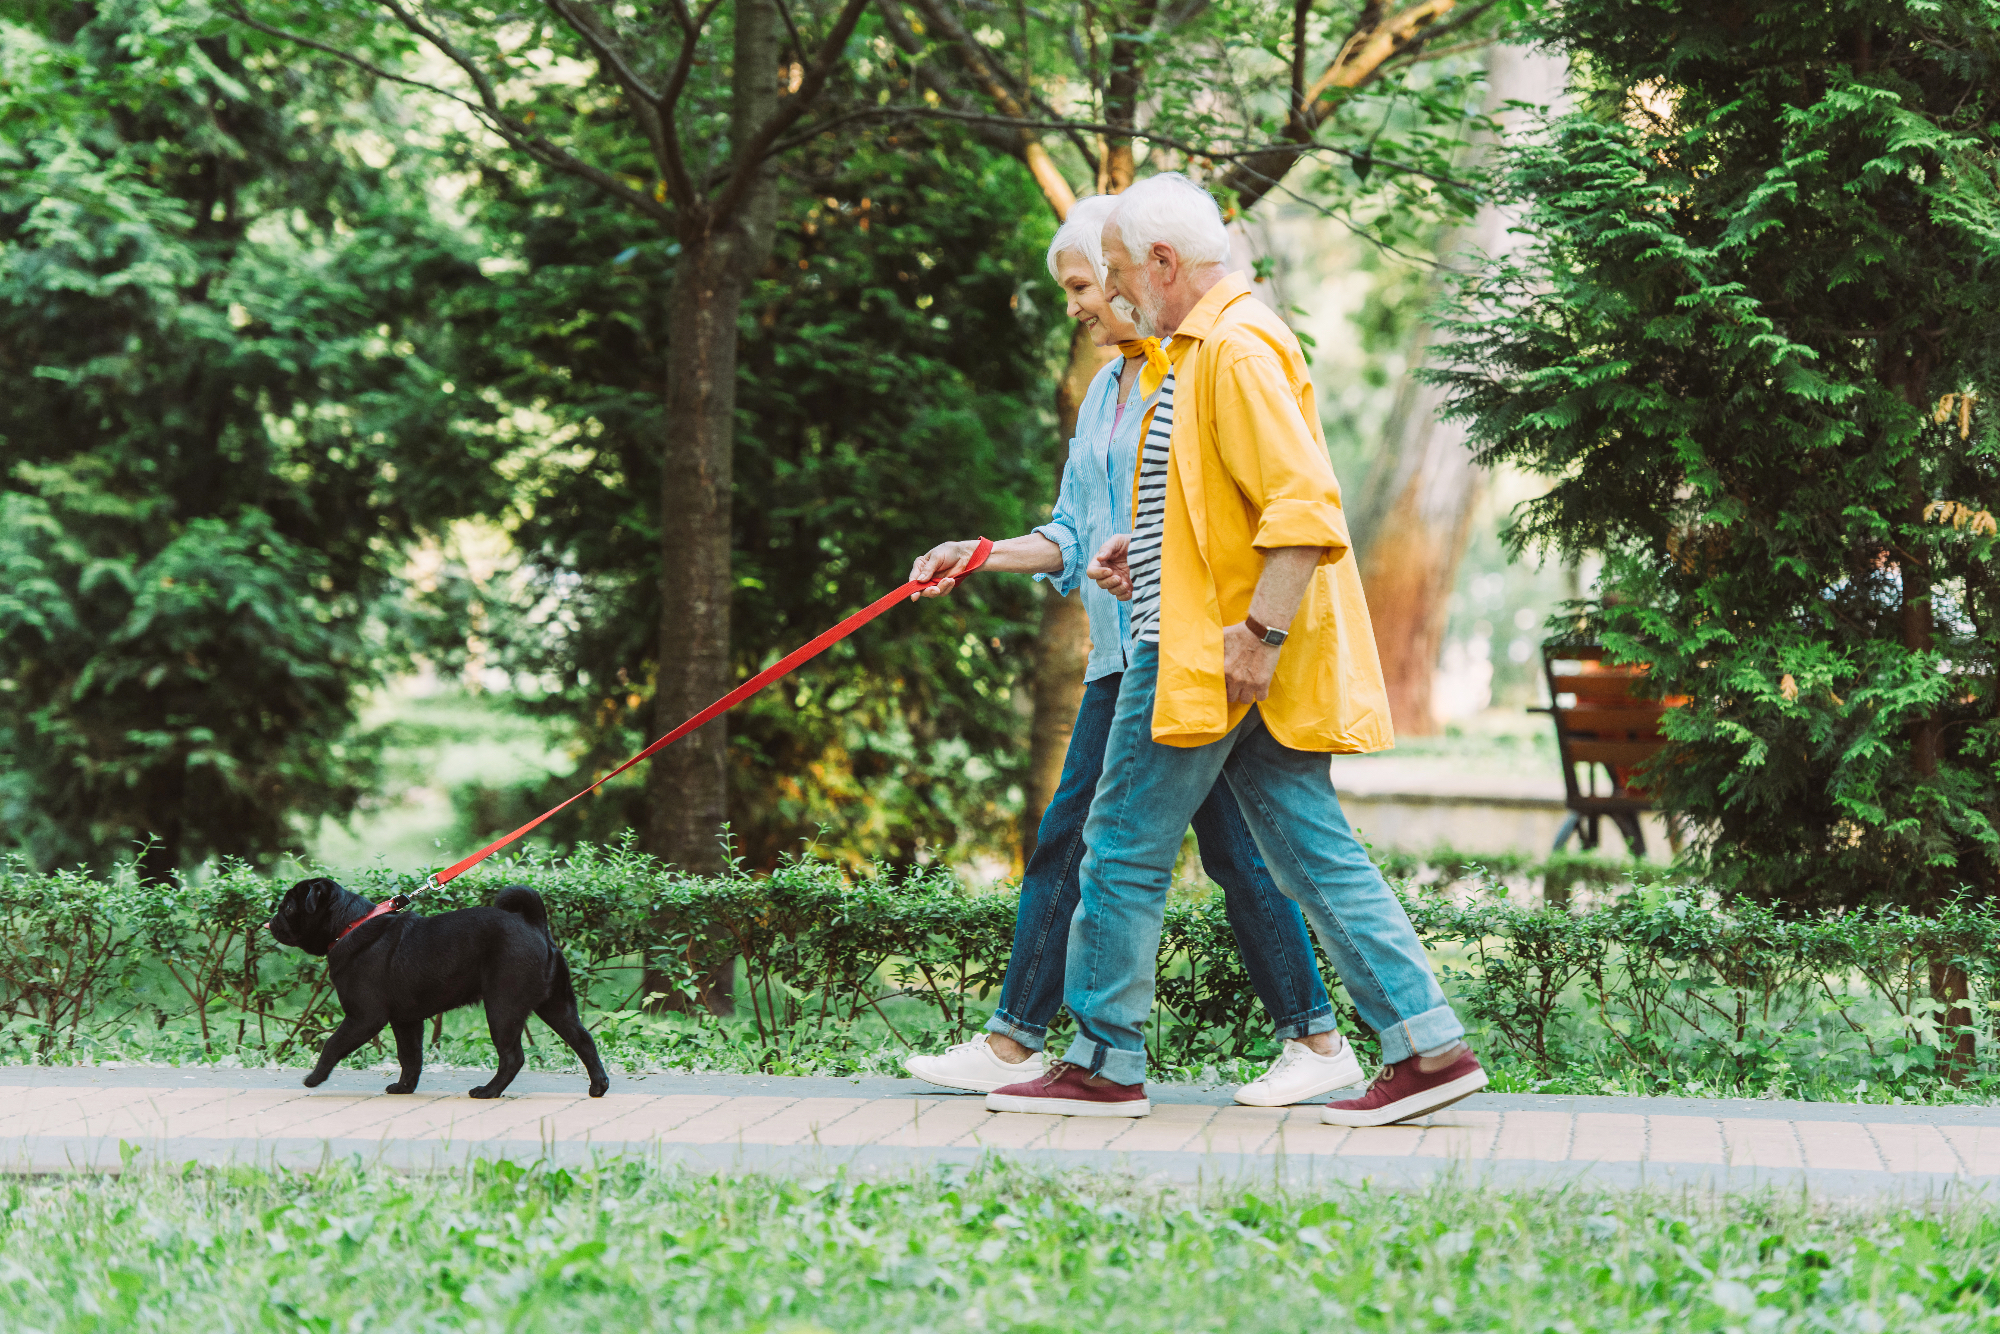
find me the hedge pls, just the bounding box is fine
[3,841,1996,1089]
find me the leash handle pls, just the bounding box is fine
[335,538,995,940]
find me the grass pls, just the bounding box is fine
[31,978,2000,1112]
[3,1157,1997,1331]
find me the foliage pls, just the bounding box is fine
[443,124,1062,870]
[0,1,499,878]
[9,842,2000,1102]
[5,1157,2000,1330]
[1434,0,2000,910]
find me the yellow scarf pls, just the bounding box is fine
[1117,337,1172,399]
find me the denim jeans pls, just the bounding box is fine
[984,672,1335,1050]
[1061,644,1464,1085]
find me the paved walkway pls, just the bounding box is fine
[5,1067,1999,1196]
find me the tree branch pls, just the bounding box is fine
[895,0,1079,212]
[655,0,729,210]
[1288,0,1313,136]
[541,0,683,201]
[771,0,810,63]
[872,0,1031,158]
[711,0,875,222]
[222,5,674,224]
[543,0,659,102]
[1219,0,1466,210]
[800,105,1479,190]
[901,0,1091,164]
[1100,0,1161,190]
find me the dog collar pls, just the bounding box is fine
[332,892,410,948]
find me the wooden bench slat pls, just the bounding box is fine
[1554,707,1670,737]
[1565,739,1665,768]
[1555,674,1650,702]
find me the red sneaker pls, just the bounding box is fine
[1321,1046,1488,1127]
[986,1061,1151,1118]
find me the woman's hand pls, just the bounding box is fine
[909,539,981,599]
[1087,534,1133,601]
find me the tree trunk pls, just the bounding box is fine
[1022,327,1115,858]
[644,234,742,877]
[1352,45,1568,735]
[641,0,781,877]
[642,0,782,1012]
[1930,958,1976,1080]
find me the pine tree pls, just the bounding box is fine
[1438,0,2000,911]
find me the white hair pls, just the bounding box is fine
[1110,172,1230,269]
[1045,193,1121,284]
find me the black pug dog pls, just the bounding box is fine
[266,877,610,1099]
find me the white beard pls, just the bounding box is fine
[1111,290,1161,340]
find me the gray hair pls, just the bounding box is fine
[1044,193,1121,284]
[1109,172,1231,269]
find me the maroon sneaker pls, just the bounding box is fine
[986,1061,1151,1118]
[1320,1046,1488,1127]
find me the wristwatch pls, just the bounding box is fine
[1244,613,1288,648]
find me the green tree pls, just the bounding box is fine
[0,1,495,878]
[443,126,1061,870]
[1439,0,2000,914]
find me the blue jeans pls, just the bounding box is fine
[984,673,1335,1050]
[1062,644,1464,1084]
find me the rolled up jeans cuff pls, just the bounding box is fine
[983,1010,1047,1052]
[1272,1003,1338,1044]
[1058,1036,1147,1087]
[1374,1003,1465,1064]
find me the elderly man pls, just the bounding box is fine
[987,173,1485,1126]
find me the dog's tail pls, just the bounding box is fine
[494,885,550,935]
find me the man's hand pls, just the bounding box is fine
[909,540,980,599]
[1223,622,1281,703]
[1087,534,1132,601]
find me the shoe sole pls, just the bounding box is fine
[985,1093,1151,1117]
[902,1061,1039,1095]
[1232,1057,1365,1107]
[1319,1068,1490,1127]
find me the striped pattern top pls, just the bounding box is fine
[1127,369,1175,643]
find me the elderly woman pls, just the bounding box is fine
[900,195,1359,1107]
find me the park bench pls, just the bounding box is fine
[1535,644,1685,858]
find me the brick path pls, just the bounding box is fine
[5,1068,1998,1195]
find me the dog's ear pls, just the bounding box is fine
[288,878,344,921]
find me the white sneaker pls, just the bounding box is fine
[903,1035,1045,1093]
[1233,1036,1365,1107]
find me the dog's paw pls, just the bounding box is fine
[468,1085,502,1099]
[385,1081,416,1095]
[302,1070,327,1088]
[589,1080,609,1098]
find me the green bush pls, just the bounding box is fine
[4,841,1997,1098]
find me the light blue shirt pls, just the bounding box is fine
[1032,355,1156,682]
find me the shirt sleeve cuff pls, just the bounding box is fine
[1252,499,1353,561]
[1032,522,1084,595]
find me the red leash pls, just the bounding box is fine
[334,538,995,944]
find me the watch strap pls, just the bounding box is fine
[1244,613,1287,647]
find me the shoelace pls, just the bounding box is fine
[1249,1039,1351,1087]
[1249,1044,1311,1086]
[1041,1061,1085,1088]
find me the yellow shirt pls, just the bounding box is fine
[1145,273,1394,753]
